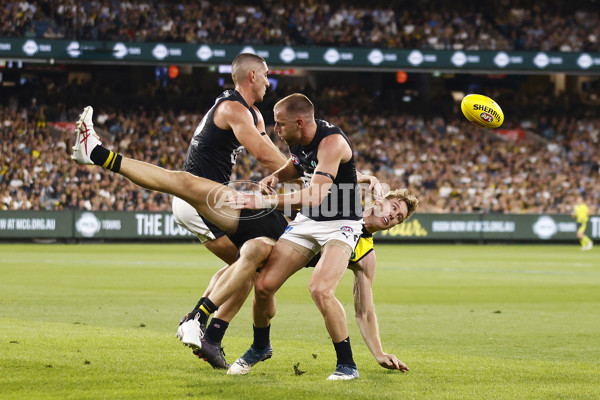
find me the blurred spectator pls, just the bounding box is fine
[0,0,597,52]
[1,89,598,215]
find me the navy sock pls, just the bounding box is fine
[90,146,122,172]
[205,318,229,343]
[194,297,206,310]
[252,325,270,350]
[333,337,355,367]
[181,297,206,324]
[197,297,218,325]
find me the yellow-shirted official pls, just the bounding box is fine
[573,196,593,251]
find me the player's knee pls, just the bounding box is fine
[309,283,334,305]
[205,237,237,265]
[254,282,269,300]
[254,277,276,300]
[240,238,271,263]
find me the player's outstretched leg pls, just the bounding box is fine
[227,343,273,375]
[71,106,240,233]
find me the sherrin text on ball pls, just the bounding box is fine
[460,94,504,129]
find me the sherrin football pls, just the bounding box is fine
[460,94,504,129]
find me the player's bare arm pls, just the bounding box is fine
[230,134,349,210]
[214,101,287,172]
[356,171,384,200]
[275,134,350,208]
[254,105,266,132]
[259,158,301,192]
[254,105,285,157]
[349,251,410,372]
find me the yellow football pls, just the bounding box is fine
[460,94,504,129]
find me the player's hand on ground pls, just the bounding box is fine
[376,353,410,372]
[259,174,279,194]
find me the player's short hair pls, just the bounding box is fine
[231,53,266,85]
[274,93,314,117]
[385,188,419,221]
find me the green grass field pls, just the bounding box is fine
[1,243,599,400]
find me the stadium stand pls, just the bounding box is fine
[1,83,598,214]
[1,1,599,214]
[0,0,598,51]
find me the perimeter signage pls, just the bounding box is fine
[1,38,600,72]
[1,211,595,241]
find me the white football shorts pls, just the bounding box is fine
[279,212,364,257]
[171,196,216,243]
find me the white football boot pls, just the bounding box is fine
[177,316,204,351]
[71,106,102,165]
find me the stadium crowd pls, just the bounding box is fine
[2,0,599,215]
[1,0,599,51]
[1,85,599,215]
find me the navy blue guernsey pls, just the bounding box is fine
[289,119,362,221]
[183,90,257,183]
